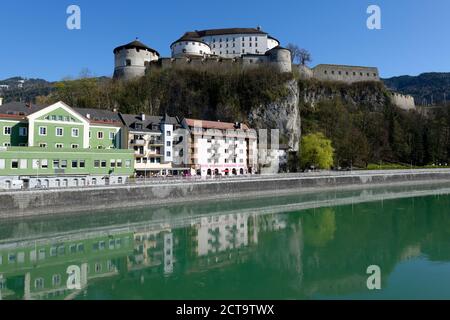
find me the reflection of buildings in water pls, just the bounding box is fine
[0,233,133,300]
[400,244,421,262]
[195,214,249,256]
[128,229,174,275]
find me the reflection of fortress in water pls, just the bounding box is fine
[1,188,450,299]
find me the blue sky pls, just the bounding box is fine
[0,0,449,81]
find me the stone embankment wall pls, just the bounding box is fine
[1,170,450,219]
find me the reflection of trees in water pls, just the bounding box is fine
[303,208,336,248]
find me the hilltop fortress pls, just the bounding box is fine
[112,26,415,110]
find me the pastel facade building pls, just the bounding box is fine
[183,118,258,177]
[119,113,188,177]
[0,101,134,189]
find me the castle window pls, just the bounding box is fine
[213,38,215,42]
[233,50,236,54]
[126,59,131,66]
[360,72,363,76]
[346,72,349,75]
[373,73,377,77]
[331,71,335,74]
[249,43,252,47]
[233,43,235,47]
[324,70,327,74]
[338,71,341,75]
[353,72,356,76]
[367,73,370,76]
[242,49,245,54]
[219,38,222,42]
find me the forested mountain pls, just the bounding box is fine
[383,72,450,106]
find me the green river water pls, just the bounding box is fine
[1,181,450,300]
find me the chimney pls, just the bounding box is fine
[141,113,146,121]
[0,97,3,106]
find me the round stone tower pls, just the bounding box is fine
[113,38,160,80]
[267,46,292,73]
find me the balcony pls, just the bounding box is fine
[149,139,163,146]
[131,139,146,146]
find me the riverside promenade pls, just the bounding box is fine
[1,169,450,219]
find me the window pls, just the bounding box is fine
[117,159,122,168]
[3,126,11,135]
[11,160,19,169]
[101,160,107,168]
[35,278,44,289]
[72,128,79,137]
[126,59,131,66]
[72,160,78,168]
[58,115,63,121]
[110,160,116,167]
[52,274,61,287]
[109,132,115,140]
[97,131,104,139]
[53,160,60,169]
[19,127,28,136]
[3,142,11,147]
[166,130,171,136]
[41,159,48,169]
[94,160,100,168]
[166,151,171,157]
[20,159,27,169]
[39,143,47,148]
[51,115,57,121]
[56,127,63,136]
[125,160,131,168]
[166,141,171,147]
[55,143,64,149]
[71,144,79,149]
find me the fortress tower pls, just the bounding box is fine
[113,38,160,80]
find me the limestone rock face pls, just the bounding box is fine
[248,79,301,151]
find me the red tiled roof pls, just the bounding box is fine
[185,118,249,130]
[0,113,26,120]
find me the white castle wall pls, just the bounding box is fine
[392,93,415,110]
[171,41,211,58]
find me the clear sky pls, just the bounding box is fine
[1,0,449,81]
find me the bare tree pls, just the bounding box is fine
[286,43,312,66]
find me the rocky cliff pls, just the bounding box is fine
[248,79,301,151]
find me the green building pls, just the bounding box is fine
[0,101,134,189]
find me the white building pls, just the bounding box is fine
[170,27,280,59]
[183,118,258,176]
